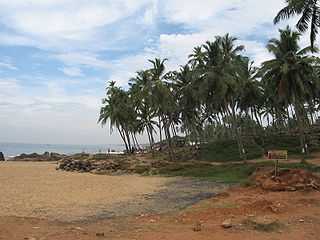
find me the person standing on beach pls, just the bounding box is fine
[0,152,5,161]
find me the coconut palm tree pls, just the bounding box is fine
[274,0,320,48]
[202,34,247,158]
[260,26,318,155]
[148,58,168,143]
[99,81,136,152]
[129,70,157,148]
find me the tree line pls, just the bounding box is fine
[99,1,320,159]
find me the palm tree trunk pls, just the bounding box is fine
[118,126,129,152]
[146,127,152,149]
[158,116,163,142]
[230,104,246,160]
[133,134,141,150]
[165,121,174,161]
[294,102,308,159]
[124,129,132,152]
[131,132,137,150]
[148,124,155,146]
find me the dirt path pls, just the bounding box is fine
[1,187,320,240]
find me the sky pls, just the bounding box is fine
[0,0,305,145]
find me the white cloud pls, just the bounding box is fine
[141,0,158,25]
[0,0,151,51]
[54,52,111,69]
[0,61,18,71]
[60,67,83,77]
[0,77,119,144]
[162,0,239,26]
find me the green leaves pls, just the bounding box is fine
[275,0,320,48]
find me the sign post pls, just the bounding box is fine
[267,150,288,177]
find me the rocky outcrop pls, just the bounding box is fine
[12,152,66,161]
[57,158,135,174]
[57,159,93,172]
[56,154,155,175]
[0,152,5,161]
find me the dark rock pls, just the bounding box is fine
[0,152,5,161]
[12,152,66,162]
[193,222,202,232]
[96,232,105,237]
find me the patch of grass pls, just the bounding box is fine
[211,201,238,209]
[157,161,320,184]
[243,219,284,232]
[256,161,320,172]
[159,163,257,184]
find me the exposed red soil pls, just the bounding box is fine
[1,186,320,240]
[252,168,320,191]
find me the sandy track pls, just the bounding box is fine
[0,162,169,221]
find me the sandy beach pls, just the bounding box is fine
[0,161,169,221]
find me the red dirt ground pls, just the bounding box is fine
[1,186,320,240]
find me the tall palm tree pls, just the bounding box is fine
[237,57,263,127]
[172,65,202,139]
[203,34,246,158]
[129,70,157,148]
[99,81,136,152]
[148,58,168,143]
[274,0,320,48]
[260,26,318,155]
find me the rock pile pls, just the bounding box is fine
[12,152,66,161]
[57,159,93,172]
[56,152,191,175]
[252,168,320,191]
[56,156,150,175]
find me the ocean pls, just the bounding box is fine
[0,142,125,158]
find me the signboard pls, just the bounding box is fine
[267,150,288,161]
[267,150,288,177]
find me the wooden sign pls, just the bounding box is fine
[267,150,288,160]
[267,150,288,177]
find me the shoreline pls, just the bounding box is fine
[0,142,126,159]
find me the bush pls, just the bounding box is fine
[200,139,263,162]
[256,135,301,155]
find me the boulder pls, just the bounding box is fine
[222,219,232,229]
[0,152,5,161]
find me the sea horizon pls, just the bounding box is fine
[0,142,126,158]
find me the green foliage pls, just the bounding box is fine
[257,135,301,155]
[274,0,320,48]
[200,139,263,162]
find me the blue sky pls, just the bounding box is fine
[0,0,302,144]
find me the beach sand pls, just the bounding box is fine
[0,161,169,221]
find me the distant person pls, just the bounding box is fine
[131,147,136,154]
[0,152,5,161]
